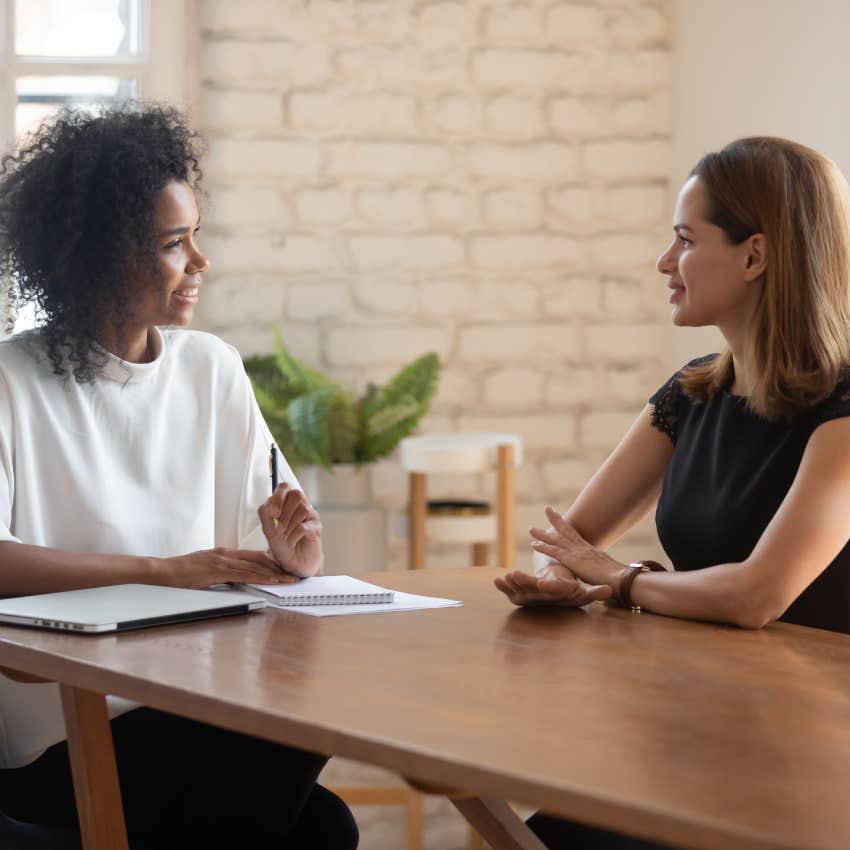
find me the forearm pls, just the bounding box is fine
[628,561,772,627]
[0,541,160,597]
[584,554,771,628]
[566,547,768,628]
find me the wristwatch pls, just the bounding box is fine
[618,560,666,611]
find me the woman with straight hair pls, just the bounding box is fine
[0,104,358,850]
[495,137,850,848]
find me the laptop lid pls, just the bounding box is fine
[0,584,266,634]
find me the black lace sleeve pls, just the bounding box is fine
[648,355,717,446]
[649,373,681,445]
[811,372,850,428]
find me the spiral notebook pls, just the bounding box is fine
[237,575,394,607]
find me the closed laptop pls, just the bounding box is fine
[0,584,266,634]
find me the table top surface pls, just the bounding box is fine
[1,567,849,850]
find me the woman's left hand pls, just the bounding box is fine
[258,484,324,578]
[529,506,599,568]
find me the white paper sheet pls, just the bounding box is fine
[277,589,462,617]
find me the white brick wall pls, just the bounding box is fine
[195,0,674,592]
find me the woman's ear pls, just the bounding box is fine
[744,233,767,280]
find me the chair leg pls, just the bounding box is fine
[496,445,515,569]
[406,789,424,850]
[471,542,489,566]
[409,472,427,570]
[469,823,488,849]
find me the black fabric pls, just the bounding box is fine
[650,354,850,634]
[526,812,678,850]
[0,812,83,850]
[0,707,358,850]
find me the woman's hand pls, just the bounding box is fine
[494,506,625,608]
[258,483,324,578]
[155,548,296,589]
[494,568,613,608]
[530,506,625,586]
[530,506,597,565]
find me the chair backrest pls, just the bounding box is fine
[401,433,523,569]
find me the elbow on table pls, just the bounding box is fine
[734,608,777,630]
[731,588,789,631]
[728,563,788,630]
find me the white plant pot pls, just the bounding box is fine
[299,464,386,574]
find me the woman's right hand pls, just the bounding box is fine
[494,568,613,608]
[153,548,298,589]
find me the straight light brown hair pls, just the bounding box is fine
[679,137,850,420]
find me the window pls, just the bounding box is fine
[0,0,191,333]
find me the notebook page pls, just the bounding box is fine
[238,575,393,606]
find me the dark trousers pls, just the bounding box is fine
[527,812,678,850]
[0,707,358,850]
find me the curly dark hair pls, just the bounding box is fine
[0,103,204,383]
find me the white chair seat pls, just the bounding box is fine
[399,433,523,474]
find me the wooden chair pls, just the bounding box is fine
[327,785,423,850]
[401,433,523,571]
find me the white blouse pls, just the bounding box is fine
[0,327,298,766]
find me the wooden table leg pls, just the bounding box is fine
[59,684,129,850]
[451,796,547,850]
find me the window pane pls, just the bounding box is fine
[16,76,139,139]
[16,0,141,57]
[12,302,38,335]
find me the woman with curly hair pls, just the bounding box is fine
[0,105,357,849]
[496,137,850,848]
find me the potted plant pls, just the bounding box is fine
[244,332,440,571]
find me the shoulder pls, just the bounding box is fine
[161,329,244,374]
[651,353,720,402]
[648,353,719,445]
[809,369,850,428]
[0,330,52,384]
[680,352,721,374]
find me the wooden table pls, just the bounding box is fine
[2,568,850,850]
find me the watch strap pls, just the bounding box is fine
[618,560,666,610]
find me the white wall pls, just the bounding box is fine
[195,0,675,572]
[671,0,850,368]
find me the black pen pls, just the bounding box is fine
[269,442,279,492]
[269,443,279,527]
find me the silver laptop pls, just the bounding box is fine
[0,584,267,634]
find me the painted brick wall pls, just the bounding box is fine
[195,0,673,572]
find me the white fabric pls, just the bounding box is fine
[0,327,298,767]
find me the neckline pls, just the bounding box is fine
[98,327,165,384]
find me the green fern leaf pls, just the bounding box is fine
[361,397,428,462]
[274,330,336,396]
[361,352,439,420]
[365,399,421,438]
[328,392,360,464]
[287,387,336,468]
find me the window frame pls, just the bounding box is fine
[0,0,193,155]
[0,0,193,333]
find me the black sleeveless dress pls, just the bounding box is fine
[650,354,850,634]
